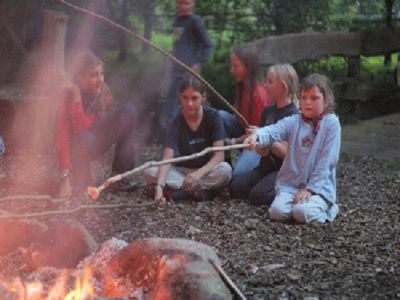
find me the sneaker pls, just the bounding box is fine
[171,189,194,202]
[147,184,175,201]
[197,189,218,201]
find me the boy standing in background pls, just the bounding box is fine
[160,0,213,132]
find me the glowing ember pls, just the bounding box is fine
[86,187,100,200]
[2,267,94,299]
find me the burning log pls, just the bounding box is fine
[80,238,234,299]
[88,143,249,199]
[1,236,240,299]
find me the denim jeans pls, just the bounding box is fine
[218,110,244,138]
[218,110,260,175]
[70,103,137,191]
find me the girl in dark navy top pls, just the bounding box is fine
[144,76,231,203]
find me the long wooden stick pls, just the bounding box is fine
[208,259,247,300]
[0,194,64,203]
[0,202,157,219]
[87,143,249,199]
[58,0,249,128]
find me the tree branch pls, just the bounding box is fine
[0,202,157,219]
[87,143,249,199]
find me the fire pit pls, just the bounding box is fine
[0,219,235,299]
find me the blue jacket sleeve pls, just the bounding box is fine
[192,15,213,63]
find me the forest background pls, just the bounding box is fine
[0,0,399,127]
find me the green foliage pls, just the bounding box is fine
[202,53,235,109]
[151,33,173,53]
[294,57,348,80]
[378,159,400,172]
[359,55,398,80]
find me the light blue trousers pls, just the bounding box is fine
[143,162,232,191]
[269,192,339,223]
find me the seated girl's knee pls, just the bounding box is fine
[229,177,247,199]
[292,205,307,223]
[292,202,326,223]
[218,110,231,121]
[142,166,158,184]
[269,203,289,221]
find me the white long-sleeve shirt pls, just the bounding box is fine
[256,113,341,204]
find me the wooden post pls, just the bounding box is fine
[23,10,69,153]
[396,57,400,87]
[39,10,69,90]
[347,56,360,78]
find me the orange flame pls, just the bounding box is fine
[4,267,95,300]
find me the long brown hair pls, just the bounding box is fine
[231,44,264,112]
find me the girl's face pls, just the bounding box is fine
[78,64,104,96]
[176,0,194,16]
[266,70,286,102]
[230,54,248,82]
[180,87,205,116]
[300,86,326,119]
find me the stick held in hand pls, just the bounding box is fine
[87,143,249,199]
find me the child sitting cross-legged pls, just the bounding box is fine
[143,76,232,203]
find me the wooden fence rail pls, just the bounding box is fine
[245,29,400,65]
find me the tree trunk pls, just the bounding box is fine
[142,11,153,53]
[384,0,394,66]
[347,56,360,78]
[118,0,129,61]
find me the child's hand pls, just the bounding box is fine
[245,125,258,135]
[58,177,72,198]
[224,138,236,145]
[183,171,201,190]
[154,185,166,204]
[256,147,269,156]
[244,133,258,150]
[293,189,312,203]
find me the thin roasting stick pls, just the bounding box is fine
[208,259,247,300]
[57,0,249,128]
[87,143,250,199]
[0,202,157,219]
[0,194,64,203]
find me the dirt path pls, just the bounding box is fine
[341,113,400,159]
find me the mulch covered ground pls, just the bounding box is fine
[0,145,399,299]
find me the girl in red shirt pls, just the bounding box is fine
[56,52,137,198]
[219,44,271,175]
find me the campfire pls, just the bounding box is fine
[0,219,237,299]
[0,267,94,299]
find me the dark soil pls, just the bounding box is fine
[0,146,399,300]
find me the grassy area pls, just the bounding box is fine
[379,159,400,172]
